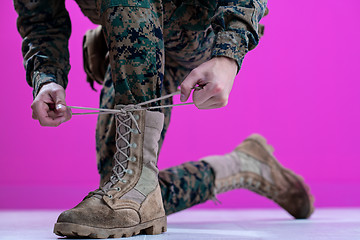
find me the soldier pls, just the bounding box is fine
[14,0,314,238]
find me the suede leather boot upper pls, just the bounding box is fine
[203,134,315,219]
[54,108,167,238]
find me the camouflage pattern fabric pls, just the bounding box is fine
[98,0,164,105]
[14,0,268,215]
[14,0,71,98]
[159,161,215,215]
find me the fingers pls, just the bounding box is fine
[32,110,38,120]
[64,106,72,123]
[52,88,67,113]
[194,91,229,109]
[55,104,72,123]
[180,71,229,109]
[180,57,235,109]
[52,89,72,122]
[31,100,63,127]
[31,82,71,127]
[180,69,202,102]
[193,82,219,107]
[193,82,229,109]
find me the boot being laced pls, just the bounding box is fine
[54,104,166,238]
[91,106,142,198]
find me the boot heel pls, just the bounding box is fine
[143,217,167,235]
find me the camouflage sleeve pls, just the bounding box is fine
[14,0,71,98]
[211,0,268,71]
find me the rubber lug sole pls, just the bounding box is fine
[54,216,167,239]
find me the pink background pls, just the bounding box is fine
[1,0,360,210]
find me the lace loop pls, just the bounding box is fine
[68,90,197,115]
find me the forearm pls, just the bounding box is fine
[14,0,71,98]
[211,0,268,71]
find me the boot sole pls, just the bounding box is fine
[245,134,315,219]
[54,216,167,239]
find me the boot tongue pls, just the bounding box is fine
[89,180,115,200]
[102,181,113,191]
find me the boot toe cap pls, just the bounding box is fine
[56,209,84,224]
[278,171,315,219]
[56,204,141,228]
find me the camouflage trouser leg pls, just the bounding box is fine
[96,0,217,215]
[96,0,165,182]
[98,0,164,105]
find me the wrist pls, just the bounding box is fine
[214,56,238,76]
[32,70,68,99]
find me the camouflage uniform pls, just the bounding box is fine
[14,0,267,215]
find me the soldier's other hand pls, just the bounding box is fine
[180,56,238,109]
[31,82,72,127]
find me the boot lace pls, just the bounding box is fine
[90,105,142,198]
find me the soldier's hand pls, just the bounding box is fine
[180,56,238,109]
[31,82,72,127]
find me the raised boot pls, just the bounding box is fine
[203,134,314,219]
[54,107,166,238]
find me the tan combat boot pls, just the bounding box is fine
[203,134,314,219]
[54,107,167,238]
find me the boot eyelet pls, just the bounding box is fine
[130,143,137,148]
[122,179,127,183]
[134,115,139,120]
[107,194,113,199]
[130,129,139,134]
[127,169,133,175]
[116,187,121,191]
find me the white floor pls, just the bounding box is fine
[0,208,359,240]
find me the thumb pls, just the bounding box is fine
[55,103,67,113]
[53,90,67,113]
[180,71,200,102]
